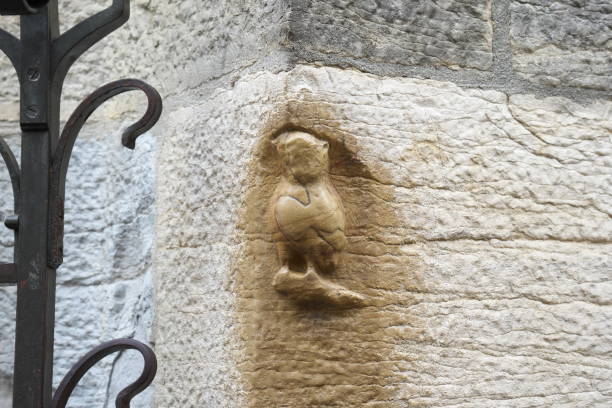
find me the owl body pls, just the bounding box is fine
[275,179,347,273]
[270,130,364,306]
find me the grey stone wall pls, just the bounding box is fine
[510,0,611,91]
[291,0,493,69]
[0,128,156,408]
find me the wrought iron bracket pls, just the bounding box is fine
[0,1,161,407]
[48,78,162,268]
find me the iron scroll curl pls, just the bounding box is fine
[0,0,51,15]
[51,338,157,408]
[0,137,20,212]
[52,0,131,88]
[48,78,163,268]
[0,137,20,284]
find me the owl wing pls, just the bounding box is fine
[315,228,347,252]
[275,193,347,251]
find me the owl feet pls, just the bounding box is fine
[273,265,366,308]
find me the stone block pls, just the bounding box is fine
[291,0,493,70]
[511,0,612,91]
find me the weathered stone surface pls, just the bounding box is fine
[0,285,15,406]
[155,65,612,407]
[511,0,612,91]
[0,16,19,116]
[143,0,290,94]
[1,0,291,114]
[291,0,493,70]
[153,79,281,405]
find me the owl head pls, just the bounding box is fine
[273,131,329,183]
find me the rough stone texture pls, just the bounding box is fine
[0,0,166,119]
[140,0,291,96]
[0,15,19,121]
[152,77,283,407]
[155,65,612,407]
[510,0,612,91]
[291,0,493,70]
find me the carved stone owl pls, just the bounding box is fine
[271,130,364,307]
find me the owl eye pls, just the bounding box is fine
[321,142,329,150]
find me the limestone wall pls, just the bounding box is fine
[154,1,611,407]
[0,0,610,407]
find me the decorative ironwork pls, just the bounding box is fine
[0,0,50,16]
[0,137,20,208]
[51,339,157,408]
[0,1,161,407]
[49,78,162,268]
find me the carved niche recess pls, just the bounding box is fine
[270,130,365,307]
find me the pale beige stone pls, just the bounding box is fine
[155,65,612,407]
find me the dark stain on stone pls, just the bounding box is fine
[234,100,427,407]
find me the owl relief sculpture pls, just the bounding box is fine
[271,130,365,307]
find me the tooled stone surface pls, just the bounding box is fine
[291,0,493,70]
[271,130,365,307]
[510,0,612,91]
[155,65,612,407]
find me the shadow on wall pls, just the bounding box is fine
[0,354,12,405]
[234,101,427,407]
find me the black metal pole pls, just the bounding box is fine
[13,4,59,407]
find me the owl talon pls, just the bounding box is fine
[272,266,366,308]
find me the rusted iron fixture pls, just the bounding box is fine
[0,1,161,407]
